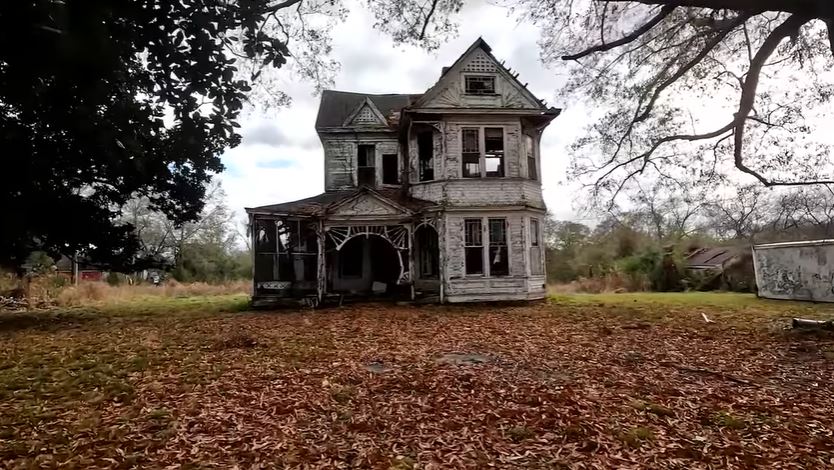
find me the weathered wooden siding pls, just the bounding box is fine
[411,179,544,208]
[321,133,400,190]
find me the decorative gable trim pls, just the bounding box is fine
[326,187,413,216]
[342,97,388,127]
[414,38,545,110]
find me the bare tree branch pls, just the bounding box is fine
[600,0,828,17]
[562,5,676,60]
[419,0,440,40]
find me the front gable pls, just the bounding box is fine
[415,39,544,110]
[327,191,410,217]
[343,98,388,127]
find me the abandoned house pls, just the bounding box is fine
[245,38,561,307]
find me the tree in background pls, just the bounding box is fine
[1,0,339,273]
[380,0,834,204]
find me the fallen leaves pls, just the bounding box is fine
[0,300,833,468]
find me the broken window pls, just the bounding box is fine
[484,128,504,177]
[530,218,543,275]
[526,135,537,181]
[254,218,318,290]
[464,218,483,275]
[357,144,375,187]
[461,128,480,178]
[382,154,398,185]
[417,131,434,181]
[465,75,495,95]
[489,218,509,276]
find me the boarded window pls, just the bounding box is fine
[464,218,483,275]
[530,218,542,275]
[418,131,434,181]
[462,128,480,178]
[357,144,375,187]
[489,218,509,276]
[465,75,495,94]
[526,135,537,181]
[382,154,398,184]
[484,128,504,177]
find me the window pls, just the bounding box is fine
[464,219,483,275]
[254,219,317,286]
[357,144,375,187]
[417,131,434,181]
[484,128,504,177]
[530,218,543,275]
[526,135,537,181]
[488,219,509,276]
[461,128,480,178]
[382,154,398,185]
[465,75,495,95]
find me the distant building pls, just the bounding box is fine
[245,38,560,307]
[685,246,753,292]
[55,256,106,282]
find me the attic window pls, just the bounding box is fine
[465,75,495,95]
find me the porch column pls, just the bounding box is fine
[317,220,325,303]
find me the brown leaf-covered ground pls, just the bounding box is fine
[2,293,834,469]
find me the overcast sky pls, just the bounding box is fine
[218,0,590,225]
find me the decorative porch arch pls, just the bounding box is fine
[326,224,411,283]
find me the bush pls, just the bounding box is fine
[106,272,122,286]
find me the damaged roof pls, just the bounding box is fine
[245,187,436,216]
[686,247,741,269]
[315,91,421,129]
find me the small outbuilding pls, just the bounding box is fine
[752,239,834,302]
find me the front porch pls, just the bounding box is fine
[246,187,440,308]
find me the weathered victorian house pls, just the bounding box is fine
[246,39,560,307]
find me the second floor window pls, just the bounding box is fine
[382,154,398,185]
[461,127,505,178]
[526,135,537,181]
[357,144,375,186]
[462,128,480,178]
[417,131,434,181]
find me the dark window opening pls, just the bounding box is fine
[357,144,375,187]
[484,128,504,177]
[489,218,509,276]
[254,219,318,286]
[464,218,483,275]
[382,154,398,185]
[526,135,537,181]
[417,131,434,181]
[416,226,439,278]
[340,238,364,278]
[462,128,480,178]
[465,75,496,95]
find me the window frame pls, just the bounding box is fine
[488,218,509,277]
[464,74,497,95]
[417,130,435,182]
[357,144,376,187]
[463,218,484,275]
[525,134,538,181]
[529,217,543,276]
[459,126,507,178]
[462,216,512,278]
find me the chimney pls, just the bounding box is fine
[441,66,450,76]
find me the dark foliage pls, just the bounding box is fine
[1,0,289,272]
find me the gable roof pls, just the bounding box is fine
[413,37,548,110]
[686,247,741,269]
[315,91,421,129]
[342,97,388,127]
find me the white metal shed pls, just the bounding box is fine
[752,239,834,302]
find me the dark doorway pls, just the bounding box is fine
[328,235,402,296]
[415,225,439,279]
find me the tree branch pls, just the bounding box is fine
[731,13,832,186]
[419,0,440,40]
[827,19,834,56]
[262,0,304,13]
[562,5,676,61]
[600,0,825,16]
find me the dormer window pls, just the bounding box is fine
[464,75,495,95]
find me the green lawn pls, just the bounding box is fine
[1,293,833,468]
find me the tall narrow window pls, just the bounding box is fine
[462,128,480,178]
[417,131,434,181]
[530,218,543,275]
[465,75,495,94]
[464,219,484,275]
[526,135,537,181]
[489,218,509,276]
[382,154,398,184]
[484,128,504,177]
[357,144,375,187]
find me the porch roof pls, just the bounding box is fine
[245,187,436,217]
